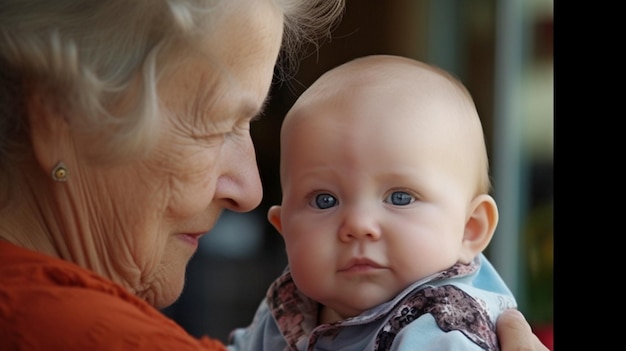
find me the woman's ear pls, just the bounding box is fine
[459,194,499,264]
[267,205,284,236]
[26,90,72,175]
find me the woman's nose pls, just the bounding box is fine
[215,136,263,213]
[337,206,382,242]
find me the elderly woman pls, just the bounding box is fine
[0,1,548,350]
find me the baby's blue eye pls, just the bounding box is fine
[386,191,414,206]
[313,193,337,209]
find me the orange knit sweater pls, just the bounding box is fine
[0,241,226,351]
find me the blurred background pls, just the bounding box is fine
[162,0,554,348]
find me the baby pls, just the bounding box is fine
[229,55,517,350]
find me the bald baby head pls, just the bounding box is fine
[281,55,491,197]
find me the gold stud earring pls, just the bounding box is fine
[51,162,68,182]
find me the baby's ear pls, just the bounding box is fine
[267,205,284,236]
[459,194,499,264]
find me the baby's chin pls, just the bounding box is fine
[319,292,396,323]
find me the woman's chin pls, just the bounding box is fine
[141,264,188,309]
[150,279,186,310]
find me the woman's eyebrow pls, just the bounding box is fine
[246,92,273,122]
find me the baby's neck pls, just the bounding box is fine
[319,305,345,324]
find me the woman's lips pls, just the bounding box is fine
[178,233,204,246]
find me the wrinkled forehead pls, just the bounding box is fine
[166,0,283,114]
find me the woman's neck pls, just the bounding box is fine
[0,192,60,258]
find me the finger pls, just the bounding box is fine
[497,309,550,351]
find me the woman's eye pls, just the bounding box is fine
[386,191,415,206]
[311,193,338,209]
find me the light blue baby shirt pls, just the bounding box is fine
[228,253,516,351]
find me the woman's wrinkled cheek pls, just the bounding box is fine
[164,156,217,217]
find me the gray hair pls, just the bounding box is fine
[0,0,344,200]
